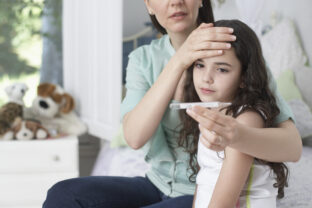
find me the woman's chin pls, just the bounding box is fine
[168,23,194,34]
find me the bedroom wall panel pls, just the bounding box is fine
[63,0,122,141]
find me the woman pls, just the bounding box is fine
[43,1,301,207]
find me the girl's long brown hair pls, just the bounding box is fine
[178,20,289,199]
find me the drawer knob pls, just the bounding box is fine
[53,155,61,162]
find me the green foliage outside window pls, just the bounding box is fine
[0,0,44,77]
[0,0,62,107]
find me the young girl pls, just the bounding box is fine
[183,20,288,208]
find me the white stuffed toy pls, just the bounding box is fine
[12,117,49,140]
[5,83,28,106]
[0,83,28,140]
[24,83,87,137]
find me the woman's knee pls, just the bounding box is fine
[43,177,83,207]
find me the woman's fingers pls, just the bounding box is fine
[198,24,233,34]
[205,33,236,42]
[175,24,236,70]
[198,26,236,41]
[194,50,224,60]
[198,22,214,29]
[195,41,231,51]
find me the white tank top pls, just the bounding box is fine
[195,139,278,208]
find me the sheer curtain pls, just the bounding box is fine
[40,0,63,86]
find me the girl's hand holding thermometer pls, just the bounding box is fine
[170,102,231,110]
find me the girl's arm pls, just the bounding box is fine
[209,147,253,208]
[187,106,302,162]
[192,185,198,208]
[123,24,235,149]
[208,111,262,208]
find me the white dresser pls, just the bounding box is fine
[0,136,79,208]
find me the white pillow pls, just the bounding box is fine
[288,99,312,139]
[261,18,308,79]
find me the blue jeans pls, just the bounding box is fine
[42,176,193,208]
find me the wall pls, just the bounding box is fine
[122,0,150,37]
[63,0,122,141]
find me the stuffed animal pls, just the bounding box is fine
[12,117,49,140]
[5,83,28,106]
[24,82,87,136]
[0,83,28,140]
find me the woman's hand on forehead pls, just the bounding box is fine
[173,23,236,71]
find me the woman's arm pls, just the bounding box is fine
[123,55,186,149]
[187,106,302,162]
[208,111,261,208]
[231,119,302,162]
[123,24,235,149]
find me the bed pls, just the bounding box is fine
[92,1,312,207]
[92,141,312,207]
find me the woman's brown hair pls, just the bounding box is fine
[178,19,289,199]
[149,0,215,34]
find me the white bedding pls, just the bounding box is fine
[92,142,312,207]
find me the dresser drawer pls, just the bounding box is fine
[0,136,78,173]
[0,172,78,207]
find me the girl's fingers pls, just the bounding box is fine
[199,124,223,145]
[193,106,232,126]
[199,134,225,152]
[186,108,226,138]
[186,106,233,139]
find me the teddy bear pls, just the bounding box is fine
[0,83,28,140]
[11,117,49,140]
[24,82,87,137]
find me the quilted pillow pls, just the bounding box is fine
[276,69,303,101]
[110,125,128,148]
[287,99,312,139]
[276,69,312,139]
[261,18,308,79]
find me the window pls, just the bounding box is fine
[0,0,62,107]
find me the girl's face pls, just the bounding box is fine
[144,0,202,34]
[193,48,242,103]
